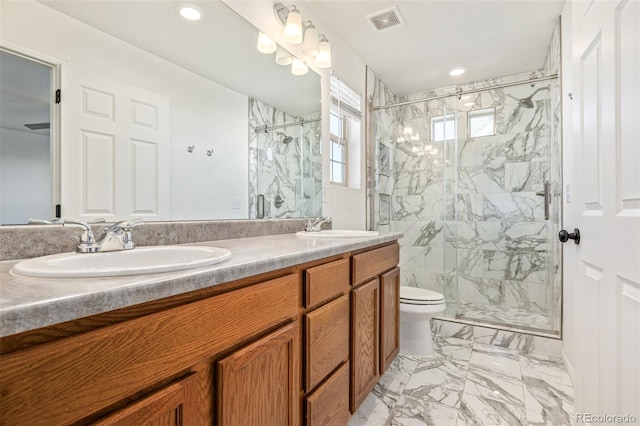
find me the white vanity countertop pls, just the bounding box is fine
[0,232,402,338]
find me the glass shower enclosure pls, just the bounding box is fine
[249,98,322,219]
[369,69,562,337]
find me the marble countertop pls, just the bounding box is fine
[0,232,402,338]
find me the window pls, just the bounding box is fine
[431,114,456,142]
[330,76,361,186]
[468,108,496,138]
[330,112,346,184]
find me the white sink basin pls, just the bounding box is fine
[10,246,231,278]
[296,230,379,238]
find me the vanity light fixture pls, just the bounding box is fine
[314,35,332,68]
[273,2,332,68]
[276,4,303,44]
[257,32,277,54]
[449,67,467,77]
[177,4,203,21]
[301,22,319,57]
[275,46,293,65]
[291,58,309,76]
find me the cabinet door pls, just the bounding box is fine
[350,278,379,413]
[92,374,196,425]
[380,267,400,374]
[217,322,300,426]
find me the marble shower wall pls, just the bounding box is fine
[248,98,322,219]
[367,67,398,232]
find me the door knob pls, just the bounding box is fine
[559,228,580,244]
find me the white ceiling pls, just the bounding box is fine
[303,0,565,95]
[39,0,321,117]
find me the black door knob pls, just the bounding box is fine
[559,228,580,244]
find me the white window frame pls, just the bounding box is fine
[329,76,361,187]
[468,107,496,138]
[430,113,456,142]
[329,111,348,186]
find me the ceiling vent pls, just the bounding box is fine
[365,6,405,33]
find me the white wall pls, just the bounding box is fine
[0,128,51,224]
[224,0,369,229]
[0,0,249,221]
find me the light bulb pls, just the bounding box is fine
[315,36,332,68]
[275,46,293,66]
[291,58,309,76]
[283,7,302,44]
[177,4,202,21]
[449,67,467,76]
[257,32,277,54]
[301,25,319,57]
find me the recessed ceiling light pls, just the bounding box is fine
[449,67,467,77]
[177,4,203,21]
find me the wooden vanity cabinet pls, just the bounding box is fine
[0,274,299,426]
[0,240,400,426]
[302,258,351,426]
[350,243,400,413]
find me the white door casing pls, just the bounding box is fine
[568,0,640,419]
[61,71,170,221]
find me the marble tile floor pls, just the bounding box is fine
[349,335,573,426]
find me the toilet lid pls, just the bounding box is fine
[400,286,445,305]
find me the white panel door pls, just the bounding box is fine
[61,71,169,221]
[570,0,640,419]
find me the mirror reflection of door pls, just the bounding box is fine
[0,50,52,224]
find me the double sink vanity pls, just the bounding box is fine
[0,221,402,425]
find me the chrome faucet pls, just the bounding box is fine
[55,218,143,253]
[92,219,143,252]
[304,216,333,232]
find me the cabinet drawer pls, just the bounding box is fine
[352,243,399,286]
[305,258,350,308]
[305,295,350,392]
[305,362,350,426]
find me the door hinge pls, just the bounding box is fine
[55,204,61,218]
[55,89,61,104]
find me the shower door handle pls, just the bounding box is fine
[536,181,551,220]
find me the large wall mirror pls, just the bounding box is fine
[0,0,322,225]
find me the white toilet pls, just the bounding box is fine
[399,286,446,357]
